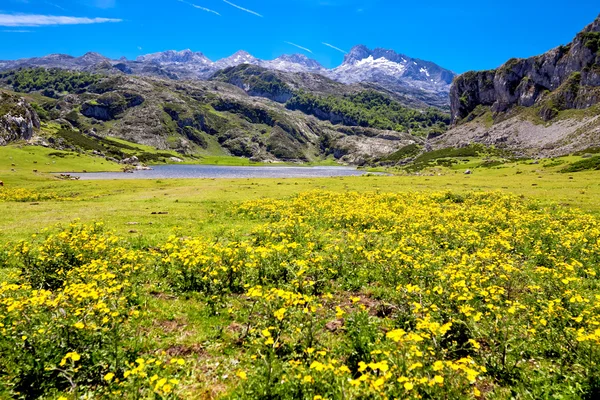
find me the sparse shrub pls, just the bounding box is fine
[561,156,600,172]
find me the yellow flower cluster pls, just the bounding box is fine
[159,235,247,294]
[229,191,600,398]
[0,187,64,202]
[113,355,185,397]
[0,223,158,398]
[4,190,600,398]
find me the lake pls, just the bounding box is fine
[66,165,376,180]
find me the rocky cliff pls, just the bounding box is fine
[451,15,600,123]
[0,91,40,145]
[439,15,600,156]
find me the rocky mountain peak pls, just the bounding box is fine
[328,44,455,107]
[80,52,110,63]
[271,54,324,70]
[136,49,211,65]
[342,45,410,65]
[39,54,76,61]
[215,51,259,68]
[370,48,410,64]
[231,50,252,57]
[343,45,372,65]
[226,50,256,61]
[585,13,600,32]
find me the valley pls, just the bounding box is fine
[1,8,600,400]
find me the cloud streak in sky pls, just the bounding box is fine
[322,42,347,54]
[0,13,122,27]
[45,2,68,11]
[222,0,262,17]
[177,0,221,16]
[284,41,313,54]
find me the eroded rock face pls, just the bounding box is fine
[211,65,295,103]
[451,14,600,123]
[0,92,40,145]
[81,91,144,121]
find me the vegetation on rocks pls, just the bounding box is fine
[539,72,583,121]
[211,65,293,102]
[0,91,40,145]
[581,32,600,54]
[286,89,450,134]
[0,68,100,97]
[447,15,600,156]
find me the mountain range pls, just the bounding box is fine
[0,59,451,165]
[0,45,455,109]
[2,14,600,165]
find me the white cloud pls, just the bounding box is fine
[284,41,313,54]
[322,42,347,54]
[177,0,221,16]
[0,13,122,27]
[2,29,33,32]
[190,4,220,15]
[222,0,262,17]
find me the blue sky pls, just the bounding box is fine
[0,0,598,73]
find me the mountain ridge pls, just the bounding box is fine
[0,45,455,109]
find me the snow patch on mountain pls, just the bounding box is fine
[215,51,260,69]
[325,45,455,98]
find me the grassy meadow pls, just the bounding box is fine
[2,143,600,399]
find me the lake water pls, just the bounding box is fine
[66,165,376,180]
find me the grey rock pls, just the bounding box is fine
[451,14,600,123]
[121,156,139,165]
[0,92,40,145]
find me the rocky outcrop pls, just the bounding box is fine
[81,91,144,121]
[211,65,294,103]
[0,92,40,145]
[328,128,422,165]
[451,14,600,123]
[433,113,600,158]
[285,101,358,126]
